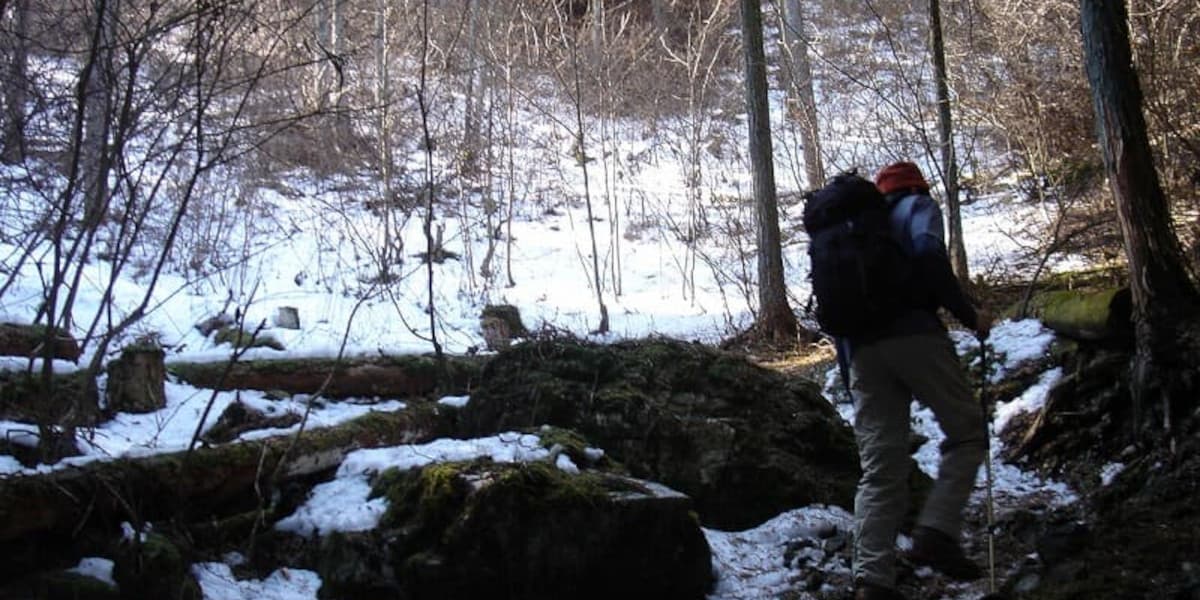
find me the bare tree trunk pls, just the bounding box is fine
[741,0,798,344]
[1,0,30,164]
[82,0,119,229]
[1080,0,1200,432]
[418,0,443,360]
[572,39,609,334]
[930,0,970,286]
[779,0,824,188]
[375,0,396,280]
[462,0,480,175]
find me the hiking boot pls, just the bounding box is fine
[905,525,983,581]
[854,580,907,600]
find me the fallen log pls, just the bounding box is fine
[167,354,485,399]
[0,404,452,578]
[0,323,82,362]
[1020,287,1132,343]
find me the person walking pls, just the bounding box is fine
[843,161,993,600]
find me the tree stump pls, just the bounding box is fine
[105,347,166,414]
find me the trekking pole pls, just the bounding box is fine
[979,338,998,596]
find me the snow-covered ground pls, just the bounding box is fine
[0,52,1085,600]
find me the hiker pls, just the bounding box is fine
[842,162,993,600]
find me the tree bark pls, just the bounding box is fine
[1,0,30,164]
[779,0,824,188]
[741,0,798,344]
[929,0,970,286]
[1080,0,1200,428]
[81,0,119,228]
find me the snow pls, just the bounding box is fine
[1100,462,1125,486]
[191,563,321,600]
[437,394,470,408]
[0,379,406,476]
[994,367,1063,433]
[68,557,116,587]
[705,506,854,599]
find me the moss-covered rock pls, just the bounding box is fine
[459,337,859,529]
[314,460,712,599]
[0,569,122,600]
[113,533,200,600]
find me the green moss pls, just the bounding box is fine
[468,461,612,519]
[372,461,475,533]
[536,426,590,456]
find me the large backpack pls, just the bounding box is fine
[802,171,913,337]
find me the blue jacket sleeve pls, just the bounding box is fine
[906,197,979,330]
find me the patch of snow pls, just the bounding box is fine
[0,380,406,477]
[0,421,40,449]
[68,557,116,587]
[1100,462,1125,486]
[192,563,321,600]
[584,447,605,462]
[121,521,152,543]
[706,505,853,600]
[555,453,579,473]
[994,368,1062,432]
[0,454,22,475]
[437,395,470,408]
[954,319,1057,383]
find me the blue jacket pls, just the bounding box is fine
[834,190,978,385]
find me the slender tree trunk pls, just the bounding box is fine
[1,0,30,164]
[463,0,480,175]
[419,0,443,360]
[375,0,395,278]
[571,38,609,334]
[779,0,824,188]
[1080,0,1200,430]
[929,0,970,286]
[741,0,798,344]
[82,0,118,229]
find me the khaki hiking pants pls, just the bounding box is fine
[849,333,986,588]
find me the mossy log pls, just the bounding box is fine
[167,354,485,399]
[1019,287,1132,342]
[0,323,82,361]
[0,406,450,572]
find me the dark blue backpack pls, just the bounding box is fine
[802,171,913,337]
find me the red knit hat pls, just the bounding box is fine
[875,161,930,195]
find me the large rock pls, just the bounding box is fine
[316,460,713,600]
[459,338,859,529]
